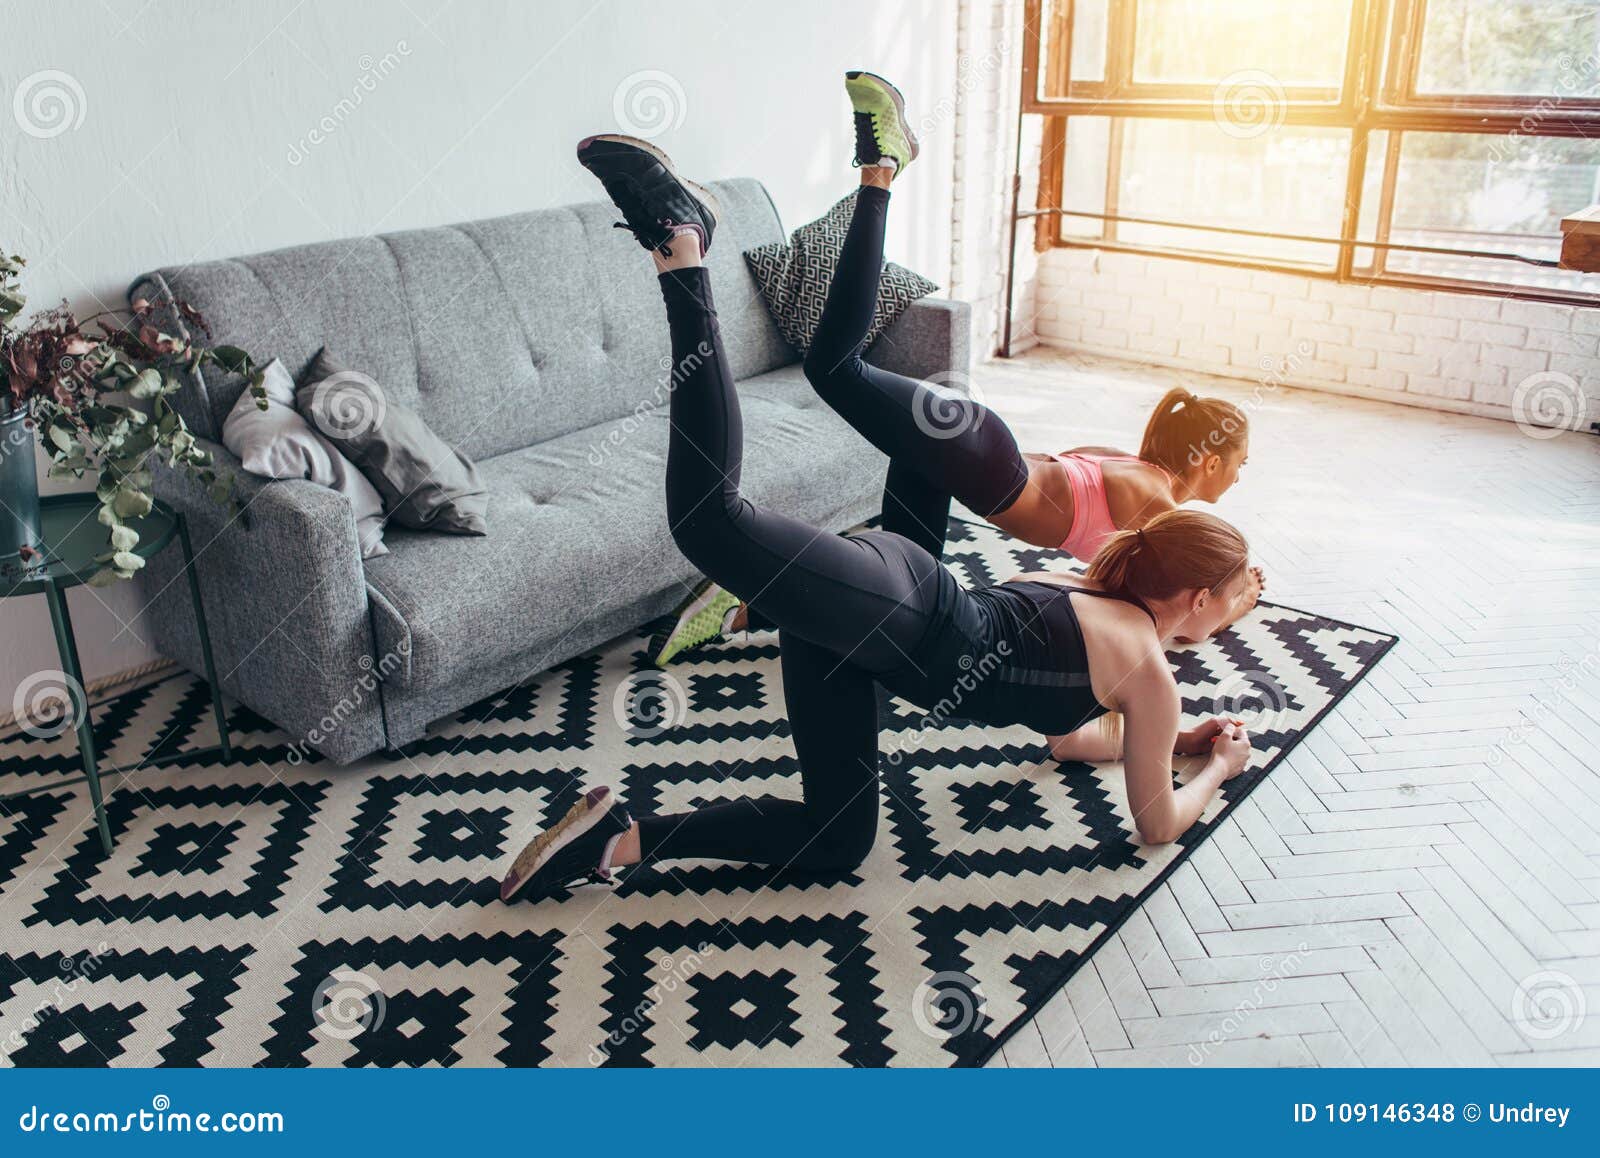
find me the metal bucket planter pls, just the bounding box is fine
[0,404,44,581]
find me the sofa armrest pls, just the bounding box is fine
[138,436,386,763]
[165,437,360,551]
[864,297,973,386]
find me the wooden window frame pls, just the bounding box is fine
[1022,0,1600,305]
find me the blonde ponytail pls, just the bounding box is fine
[1086,509,1249,603]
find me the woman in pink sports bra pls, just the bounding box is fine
[1040,451,1178,560]
[988,388,1262,639]
[661,384,1261,662]
[997,387,1250,558]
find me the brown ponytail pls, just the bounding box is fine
[1086,509,1249,603]
[1139,387,1249,477]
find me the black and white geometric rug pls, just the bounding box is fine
[0,519,1394,1068]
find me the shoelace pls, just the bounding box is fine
[851,113,874,168]
[852,110,896,168]
[612,218,678,257]
[602,170,679,255]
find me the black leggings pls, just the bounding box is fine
[637,264,950,872]
[802,185,1029,556]
[740,185,1030,635]
[636,188,1030,874]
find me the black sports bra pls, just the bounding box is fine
[955,580,1156,734]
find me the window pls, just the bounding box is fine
[1024,0,1600,302]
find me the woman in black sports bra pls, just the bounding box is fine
[498,103,1255,904]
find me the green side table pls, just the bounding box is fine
[2,493,232,857]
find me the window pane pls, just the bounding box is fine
[1132,0,1352,86]
[1416,0,1600,97]
[1110,118,1351,265]
[1060,116,1111,237]
[1383,131,1600,293]
[1070,0,1109,84]
[1039,0,1108,93]
[1354,130,1393,274]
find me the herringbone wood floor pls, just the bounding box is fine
[978,347,1600,1069]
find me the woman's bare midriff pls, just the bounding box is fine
[995,454,1077,547]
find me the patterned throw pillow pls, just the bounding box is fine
[743,190,939,357]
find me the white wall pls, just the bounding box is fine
[0,0,960,708]
[944,0,1048,360]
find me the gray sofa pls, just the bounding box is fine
[131,179,970,764]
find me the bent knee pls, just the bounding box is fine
[669,515,724,576]
[802,347,858,394]
[802,843,872,874]
[800,823,876,873]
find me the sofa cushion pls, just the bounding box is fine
[361,364,883,691]
[296,347,489,535]
[131,178,795,458]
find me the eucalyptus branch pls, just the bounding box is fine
[2,252,264,583]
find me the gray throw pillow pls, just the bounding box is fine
[295,348,488,535]
[743,189,939,356]
[221,358,389,559]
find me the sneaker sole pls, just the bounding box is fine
[576,133,723,239]
[845,71,920,165]
[656,580,732,666]
[500,785,614,902]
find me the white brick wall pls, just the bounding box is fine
[1031,248,1600,428]
[949,0,1040,362]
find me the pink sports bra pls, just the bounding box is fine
[1053,452,1173,560]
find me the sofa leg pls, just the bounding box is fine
[381,737,426,762]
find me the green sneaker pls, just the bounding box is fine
[655,581,743,667]
[845,71,918,172]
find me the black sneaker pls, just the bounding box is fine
[499,785,633,902]
[576,134,720,257]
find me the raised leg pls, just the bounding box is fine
[43,579,112,855]
[658,262,945,673]
[802,186,1030,521]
